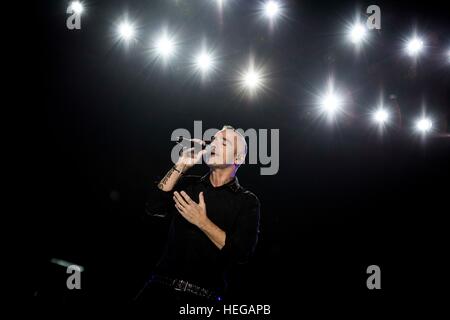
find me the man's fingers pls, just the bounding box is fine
[175,204,193,221]
[173,195,181,206]
[175,202,188,215]
[175,204,189,219]
[180,191,194,204]
[190,138,205,146]
[174,203,184,213]
[173,195,187,210]
[174,192,189,207]
[196,149,206,160]
[198,192,205,206]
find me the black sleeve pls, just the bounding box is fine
[221,192,261,264]
[144,174,201,219]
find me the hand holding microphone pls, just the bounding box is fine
[175,137,212,170]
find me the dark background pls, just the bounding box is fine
[23,0,448,311]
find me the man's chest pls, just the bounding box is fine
[189,186,241,231]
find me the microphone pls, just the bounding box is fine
[176,136,212,157]
[176,136,211,149]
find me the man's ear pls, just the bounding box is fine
[235,154,245,165]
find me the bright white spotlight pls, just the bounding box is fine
[373,108,389,124]
[263,1,281,19]
[242,69,263,90]
[195,52,214,73]
[70,1,84,15]
[406,37,424,56]
[416,118,433,133]
[155,34,176,59]
[349,23,367,44]
[237,59,268,97]
[117,22,135,41]
[320,92,342,115]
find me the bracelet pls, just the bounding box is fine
[173,166,184,175]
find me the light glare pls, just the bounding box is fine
[320,93,342,115]
[416,118,433,133]
[349,24,367,44]
[243,70,263,90]
[195,52,214,73]
[155,34,176,58]
[237,59,267,97]
[374,109,389,124]
[118,22,135,41]
[406,38,424,56]
[71,1,84,15]
[264,1,281,19]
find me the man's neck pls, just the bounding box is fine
[209,167,236,187]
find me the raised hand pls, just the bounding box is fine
[173,191,208,228]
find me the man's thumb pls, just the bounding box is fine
[199,192,205,205]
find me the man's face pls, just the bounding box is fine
[204,129,239,168]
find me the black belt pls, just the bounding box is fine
[149,274,221,302]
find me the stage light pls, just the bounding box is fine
[212,0,227,12]
[263,1,281,19]
[194,51,214,73]
[315,78,346,121]
[117,22,135,41]
[70,1,84,15]
[319,92,343,116]
[406,37,424,56]
[373,108,389,124]
[154,33,177,59]
[416,117,433,133]
[242,69,263,90]
[349,23,367,44]
[237,58,268,97]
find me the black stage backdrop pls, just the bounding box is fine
[20,0,449,313]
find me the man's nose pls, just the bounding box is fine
[209,141,218,149]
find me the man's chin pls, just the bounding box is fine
[206,161,232,169]
[207,162,225,169]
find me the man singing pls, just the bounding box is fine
[137,125,260,305]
